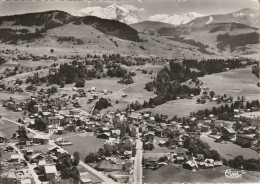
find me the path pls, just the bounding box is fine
[133,134,143,184]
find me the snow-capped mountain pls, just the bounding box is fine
[70,4,142,24]
[148,12,204,25]
[186,8,259,28]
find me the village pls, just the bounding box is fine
[0,75,259,183]
[0,2,259,182]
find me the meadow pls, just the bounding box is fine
[141,66,259,118]
[50,132,106,161]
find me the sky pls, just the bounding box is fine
[0,0,259,18]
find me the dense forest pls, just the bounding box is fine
[79,16,141,42]
[0,28,43,43]
[182,58,254,75]
[168,37,213,55]
[216,32,259,51]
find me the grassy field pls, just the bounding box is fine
[143,165,260,183]
[50,132,106,161]
[0,119,19,139]
[141,66,259,118]
[199,66,259,101]
[200,134,259,160]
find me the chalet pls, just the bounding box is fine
[33,135,49,145]
[221,127,235,140]
[38,159,47,172]
[236,134,254,147]
[111,129,121,138]
[214,161,223,167]
[21,179,32,184]
[97,132,110,139]
[158,140,167,147]
[201,125,210,132]
[31,153,44,162]
[146,157,158,168]
[183,160,197,170]
[91,86,96,91]
[57,127,64,134]
[123,150,132,159]
[10,155,20,162]
[128,112,142,122]
[25,149,33,155]
[175,156,185,164]
[32,105,41,113]
[44,165,57,180]
[80,172,91,184]
[46,125,55,133]
[204,159,214,168]
[130,127,138,137]
[105,138,117,146]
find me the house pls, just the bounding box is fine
[146,157,158,168]
[204,159,214,168]
[111,130,121,138]
[105,138,117,146]
[31,153,44,162]
[21,179,32,184]
[38,159,47,172]
[124,150,132,159]
[130,127,138,137]
[33,135,49,145]
[183,160,197,170]
[214,161,223,167]
[236,134,254,147]
[221,127,235,140]
[97,132,110,139]
[80,172,92,184]
[44,165,57,180]
[57,127,64,135]
[10,155,20,162]
[128,112,142,122]
[25,149,33,155]
[46,125,55,133]
[158,140,167,147]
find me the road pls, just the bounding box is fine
[12,143,42,184]
[2,116,117,184]
[48,140,117,184]
[133,135,143,184]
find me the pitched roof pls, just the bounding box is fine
[44,165,57,174]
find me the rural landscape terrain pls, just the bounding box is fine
[0,1,259,184]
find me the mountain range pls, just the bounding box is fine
[70,4,142,25]
[0,8,259,60]
[186,8,259,28]
[69,4,259,29]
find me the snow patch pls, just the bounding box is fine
[70,4,142,24]
[206,16,213,24]
[148,12,204,25]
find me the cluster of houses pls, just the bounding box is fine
[0,145,34,184]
